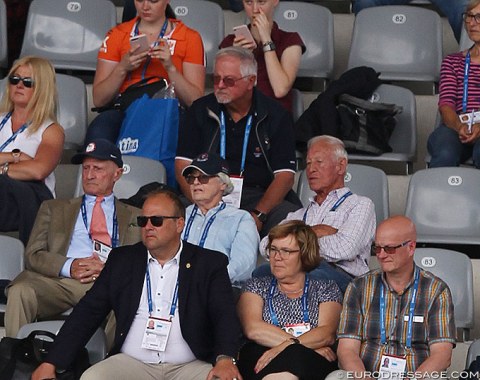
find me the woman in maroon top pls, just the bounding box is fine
[219,0,305,112]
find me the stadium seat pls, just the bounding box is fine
[291,88,304,123]
[169,0,224,74]
[414,248,474,341]
[17,320,107,364]
[348,6,442,88]
[273,2,334,85]
[74,155,167,200]
[466,339,480,368]
[0,235,24,314]
[405,167,480,245]
[296,163,389,224]
[347,84,417,174]
[0,0,7,69]
[20,0,116,71]
[460,27,474,52]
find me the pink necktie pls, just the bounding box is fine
[90,196,112,246]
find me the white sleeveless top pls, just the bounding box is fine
[0,113,56,196]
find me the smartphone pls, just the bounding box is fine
[129,34,150,53]
[233,24,257,48]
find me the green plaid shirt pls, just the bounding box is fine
[338,265,456,372]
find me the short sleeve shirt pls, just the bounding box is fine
[98,17,205,93]
[243,275,342,327]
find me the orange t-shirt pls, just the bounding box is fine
[98,17,205,93]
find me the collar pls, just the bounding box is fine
[84,193,115,205]
[381,264,420,295]
[195,200,226,217]
[207,88,269,122]
[147,240,183,266]
[310,186,351,204]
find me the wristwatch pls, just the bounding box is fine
[216,355,237,365]
[11,149,20,163]
[262,41,276,53]
[252,209,267,223]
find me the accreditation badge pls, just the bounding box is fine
[93,239,112,263]
[379,354,407,376]
[141,317,172,352]
[223,175,243,209]
[283,322,311,337]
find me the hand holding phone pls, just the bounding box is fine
[233,25,257,49]
[129,34,150,54]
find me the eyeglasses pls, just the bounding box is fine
[371,240,411,255]
[463,12,480,24]
[267,246,300,260]
[213,75,249,88]
[137,215,180,227]
[184,174,216,185]
[8,75,35,88]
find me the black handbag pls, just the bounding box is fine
[337,93,403,156]
[0,330,90,380]
[92,76,168,112]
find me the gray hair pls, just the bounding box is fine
[215,46,258,81]
[217,172,234,196]
[307,135,348,161]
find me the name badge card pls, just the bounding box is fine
[379,354,407,376]
[93,240,112,263]
[222,176,243,209]
[283,322,311,337]
[141,317,172,352]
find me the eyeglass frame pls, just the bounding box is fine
[137,215,180,227]
[371,240,411,255]
[266,246,301,260]
[213,75,250,88]
[463,12,480,24]
[8,75,35,88]
[184,174,217,185]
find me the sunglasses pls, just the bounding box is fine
[184,174,216,185]
[8,75,35,88]
[371,240,411,255]
[213,75,249,87]
[137,215,180,227]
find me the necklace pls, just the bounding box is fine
[278,283,303,295]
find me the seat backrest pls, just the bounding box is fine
[291,88,304,123]
[296,164,389,224]
[0,235,24,280]
[0,75,87,150]
[414,248,474,335]
[369,84,417,156]
[348,6,442,82]
[273,2,334,79]
[169,0,224,74]
[56,74,87,150]
[20,0,116,71]
[74,155,167,199]
[466,339,480,368]
[0,0,7,68]
[460,27,474,52]
[405,167,480,244]
[17,321,107,364]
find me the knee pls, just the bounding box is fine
[7,281,36,303]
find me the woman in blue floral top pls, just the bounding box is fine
[237,220,343,380]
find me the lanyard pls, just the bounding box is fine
[0,112,28,152]
[220,112,253,176]
[146,265,179,318]
[80,195,119,248]
[380,268,420,351]
[302,191,352,222]
[463,51,471,113]
[267,275,310,327]
[183,202,226,247]
[133,19,169,80]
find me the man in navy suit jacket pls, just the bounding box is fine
[33,189,242,380]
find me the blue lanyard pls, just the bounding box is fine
[463,51,471,113]
[380,268,420,351]
[220,111,253,176]
[133,19,169,80]
[146,265,179,318]
[267,275,310,327]
[80,196,119,248]
[302,191,352,222]
[183,202,226,247]
[0,112,28,152]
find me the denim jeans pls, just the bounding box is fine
[427,123,480,168]
[252,260,353,294]
[352,0,468,42]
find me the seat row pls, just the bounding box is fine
[0,0,465,90]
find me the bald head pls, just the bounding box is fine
[376,216,416,243]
